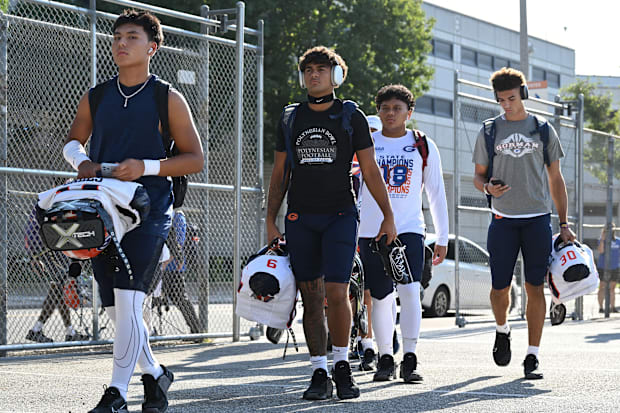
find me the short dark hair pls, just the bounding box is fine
[298,46,348,80]
[490,67,526,92]
[112,9,164,47]
[375,84,415,110]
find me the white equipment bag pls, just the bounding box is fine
[547,235,599,305]
[236,254,297,330]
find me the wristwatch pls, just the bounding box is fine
[483,183,491,196]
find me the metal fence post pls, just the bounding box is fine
[0,12,8,357]
[88,0,101,340]
[603,136,614,318]
[198,3,210,334]
[232,1,245,342]
[256,19,264,252]
[453,71,464,328]
[575,93,585,320]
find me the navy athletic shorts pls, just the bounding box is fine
[359,232,425,300]
[284,205,358,284]
[487,213,552,290]
[92,217,168,307]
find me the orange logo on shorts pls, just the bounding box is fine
[494,214,504,220]
[287,212,299,221]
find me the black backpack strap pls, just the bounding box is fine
[88,79,114,124]
[482,115,500,208]
[340,100,358,141]
[281,103,300,171]
[153,78,172,156]
[531,115,551,166]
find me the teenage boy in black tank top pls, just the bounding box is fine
[267,46,396,400]
[63,10,203,413]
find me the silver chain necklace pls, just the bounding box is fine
[116,75,152,108]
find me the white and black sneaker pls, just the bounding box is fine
[88,386,128,413]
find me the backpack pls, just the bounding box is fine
[88,77,188,208]
[412,129,430,175]
[482,114,550,207]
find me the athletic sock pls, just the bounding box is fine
[32,321,44,332]
[496,323,510,334]
[310,355,328,373]
[332,345,348,364]
[361,338,374,352]
[527,345,539,357]
[397,282,421,354]
[372,291,396,356]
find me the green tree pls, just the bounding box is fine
[211,0,435,161]
[562,79,620,183]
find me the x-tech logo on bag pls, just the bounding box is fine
[495,133,540,158]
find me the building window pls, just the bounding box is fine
[461,47,477,67]
[434,98,453,118]
[547,71,560,88]
[432,39,453,60]
[532,67,561,88]
[478,52,493,70]
[494,57,509,70]
[416,95,433,114]
[415,95,453,118]
[532,67,545,82]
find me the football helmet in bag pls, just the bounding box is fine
[547,235,599,305]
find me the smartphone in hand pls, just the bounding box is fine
[490,179,505,186]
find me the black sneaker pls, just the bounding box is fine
[332,360,360,399]
[26,329,53,343]
[523,354,543,380]
[142,365,174,412]
[302,368,333,400]
[88,386,128,413]
[400,352,423,383]
[493,331,511,366]
[373,354,396,381]
[359,348,376,371]
[65,331,90,342]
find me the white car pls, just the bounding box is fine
[421,233,517,317]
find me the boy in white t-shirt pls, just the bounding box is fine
[358,84,449,383]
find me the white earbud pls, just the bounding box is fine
[148,47,154,54]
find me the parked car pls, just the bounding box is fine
[422,233,517,317]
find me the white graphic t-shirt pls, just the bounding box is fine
[358,130,449,246]
[472,114,564,217]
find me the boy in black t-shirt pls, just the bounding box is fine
[266,46,396,400]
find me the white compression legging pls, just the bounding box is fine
[396,282,422,354]
[372,282,422,356]
[104,289,162,398]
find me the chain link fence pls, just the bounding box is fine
[582,128,620,319]
[452,75,581,326]
[0,0,264,353]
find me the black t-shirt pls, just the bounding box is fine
[275,100,373,213]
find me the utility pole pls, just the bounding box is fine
[520,0,529,77]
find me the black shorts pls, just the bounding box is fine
[599,268,620,283]
[92,219,168,307]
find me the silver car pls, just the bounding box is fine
[422,233,517,317]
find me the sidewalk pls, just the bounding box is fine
[1,314,619,412]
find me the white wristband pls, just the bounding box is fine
[63,140,91,171]
[142,159,161,176]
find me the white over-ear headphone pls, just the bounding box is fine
[298,64,344,89]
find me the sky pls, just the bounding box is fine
[424,0,619,77]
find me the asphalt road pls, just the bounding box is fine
[1,310,619,412]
